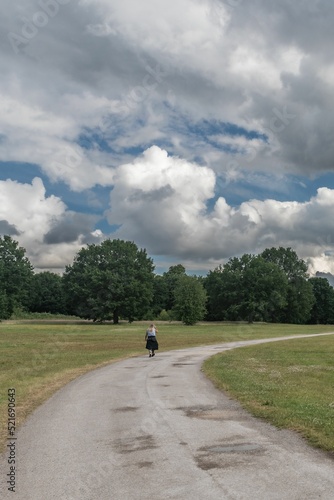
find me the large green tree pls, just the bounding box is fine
[261,247,308,280]
[162,264,187,311]
[308,277,334,324]
[0,289,9,320]
[29,272,66,315]
[210,254,288,323]
[63,239,155,323]
[261,247,314,323]
[204,267,224,321]
[0,235,34,318]
[150,274,169,317]
[173,275,207,325]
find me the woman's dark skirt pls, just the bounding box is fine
[146,336,159,350]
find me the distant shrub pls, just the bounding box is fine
[156,309,173,321]
[10,307,79,320]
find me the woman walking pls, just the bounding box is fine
[145,323,159,357]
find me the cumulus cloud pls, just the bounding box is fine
[1,148,334,275]
[106,146,216,254]
[0,177,103,270]
[107,147,334,274]
[44,213,99,244]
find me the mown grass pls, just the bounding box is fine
[203,334,334,453]
[1,320,334,452]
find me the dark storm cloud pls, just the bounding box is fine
[44,213,97,244]
[3,0,334,178]
[0,220,20,236]
[129,185,175,203]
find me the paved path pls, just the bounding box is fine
[1,333,334,499]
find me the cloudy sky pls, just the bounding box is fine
[1,0,334,275]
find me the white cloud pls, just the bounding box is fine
[0,92,117,190]
[0,177,65,240]
[0,177,102,270]
[1,149,334,275]
[106,147,334,273]
[106,146,216,255]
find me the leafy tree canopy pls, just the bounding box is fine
[150,274,169,317]
[29,272,66,315]
[204,248,315,324]
[215,254,288,322]
[162,264,187,311]
[173,274,207,325]
[308,277,334,324]
[261,247,313,323]
[261,247,308,280]
[63,239,155,323]
[0,235,34,318]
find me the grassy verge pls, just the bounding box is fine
[1,320,333,452]
[203,334,334,453]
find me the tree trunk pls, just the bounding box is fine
[113,310,119,324]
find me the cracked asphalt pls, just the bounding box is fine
[1,333,334,499]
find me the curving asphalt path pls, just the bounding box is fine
[1,333,334,499]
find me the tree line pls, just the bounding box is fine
[1,235,334,325]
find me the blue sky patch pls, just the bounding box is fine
[0,161,112,217]
[209,172,334,210]
[0,161,43,184]
[78,130,113,153]
[186,119,268,143]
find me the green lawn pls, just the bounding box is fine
[203,334,334,452]
[1,320,334,452]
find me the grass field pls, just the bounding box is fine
[1,320,334,452]
[203,334,334,453]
